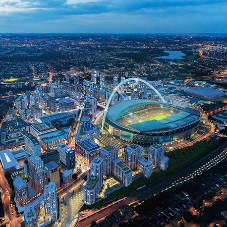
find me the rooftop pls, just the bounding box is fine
[0,149,18,170]
[86,176,98,187]
[13,176,27,190]
[44,161,59,171]
[150,144,163,149]
[28,155,42,165]
[76,139,100,153]
[103,145,117,152]
[62,169,72,178]
[44,182,56,193]
[39,128,69,144]
[24,207,36,222]
[128,144,140,150]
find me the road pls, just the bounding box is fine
[57,171,87,197]
[0,164,23,227]
[77,140,227,227]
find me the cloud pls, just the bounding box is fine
[0,0,226,33]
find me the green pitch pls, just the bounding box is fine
[126,114,168,126]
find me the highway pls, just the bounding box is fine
[77,140,227,227]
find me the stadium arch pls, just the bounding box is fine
[101,78,166,131]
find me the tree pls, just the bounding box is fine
[176,214,182,221]
[90,221,96,226]
[181,210,193,223]
[72,173,77,180]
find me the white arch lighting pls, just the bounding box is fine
[101,78,166,131]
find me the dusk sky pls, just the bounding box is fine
[0,0,226,33]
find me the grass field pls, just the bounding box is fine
[126,113,168,126]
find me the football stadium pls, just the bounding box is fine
[103,99,201,143]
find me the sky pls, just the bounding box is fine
[0,0,226,33]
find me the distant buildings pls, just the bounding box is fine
[91,69,97,84]
[182,86,225,100]
[165,94,190,108]
[75,139,101,164]
[0,118,29,148]
[44,182,58,221]
[106,91,118,106]
[86,96,97,115]
[84,156,103,205]
[30,105,42,119]
[57,143,75,170]
[100,73,105,88]
[28,156,48,193]
[74,75,80,86]
[148,144,169,171]
[113,75,118,86]
[120,93,129,102]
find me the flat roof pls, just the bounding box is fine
[62,169,72,178]
[0,149,18,170]
[76,139,100,153]
[44,161,59,171]
[39,128,69,144]
[182,86,225,99]
[13,176,27,190]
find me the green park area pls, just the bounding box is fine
[5,77,19,82]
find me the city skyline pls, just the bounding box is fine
[0,0,227,33]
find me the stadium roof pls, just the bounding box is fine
[182,86,225,99]
[106,100,201,133]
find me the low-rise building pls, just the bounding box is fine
[57,143,75,169]
[75,139,101,164]
[39,149,60,165]
[62,169,72,184]
[39,128,69,150]
[30,105,43,119]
